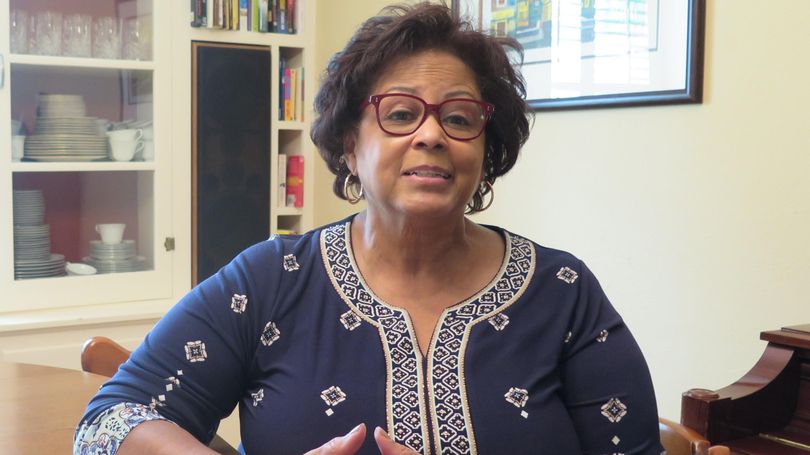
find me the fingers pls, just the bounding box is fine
[304,423,366,455]
[373,427,419,455]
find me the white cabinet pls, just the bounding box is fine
[0,0,315,335]
[1,0,177,314]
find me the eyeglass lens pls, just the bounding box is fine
[377,95,487,139]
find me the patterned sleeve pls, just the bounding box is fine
[73,402,168,455]
[75,239,286,451]
[560,261,663,455]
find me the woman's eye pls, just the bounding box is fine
[443,114,472,126]
[386,109,417,122]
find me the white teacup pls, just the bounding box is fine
[142,140,154,161]
[12,135,25,161]
[109,138,144,162]
[106,128,142,142]
[95,223,126,244]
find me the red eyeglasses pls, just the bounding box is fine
[360,93,495,141]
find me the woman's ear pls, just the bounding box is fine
[343,134,357,174]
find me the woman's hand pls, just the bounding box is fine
[373,427,420,455]
[304,423,366,454]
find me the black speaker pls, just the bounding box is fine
[192,42,271,284]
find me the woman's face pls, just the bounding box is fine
[344,49,486,220]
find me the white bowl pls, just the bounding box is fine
[65,262,97,276]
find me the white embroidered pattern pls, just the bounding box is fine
[340,310,362,331]
[429,235,534,454]
[504,387,529,408]
[282,254,300,271]
[149,394,166,410]
[597,329,609,343]
[231,294,248,313]
[251,388,264,406]
[601,398,628,423]
[564,331,572,343]
[322,224,427,453]
[260,321,281,347]
[488,313,510,331]
[165,370,183,391]
[322,223,535,455]
[612,436,621,445]
[184,341,207,362]
[556,266,578,284]
[321,386,347,416]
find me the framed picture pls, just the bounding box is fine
[452,0,705,110]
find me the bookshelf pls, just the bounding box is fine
[176,1,315,240]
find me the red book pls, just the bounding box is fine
[286,155,304,208]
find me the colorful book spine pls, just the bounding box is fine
[286,156,304,208]
[284,68,292,120]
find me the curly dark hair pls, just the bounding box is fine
[310,2,531,213]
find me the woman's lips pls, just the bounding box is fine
[402,166,451,179]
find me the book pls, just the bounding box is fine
[290,67,297,121]
[286,155,304,208]
[239,0,248,31]
[296,67,304,121]
[277,154,288,207]
[283,67,292,121]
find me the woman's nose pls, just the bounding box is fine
[412,112,447,149]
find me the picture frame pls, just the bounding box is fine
[451,0,705,111]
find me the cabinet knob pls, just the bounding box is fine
[164,237,175,251]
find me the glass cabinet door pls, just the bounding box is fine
[2,0,172,313]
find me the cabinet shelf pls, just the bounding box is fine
[277,120,305,131]
[11,162,157,173]
[9,54,155,71]
[276,206,304,216]
[189,28,304,48]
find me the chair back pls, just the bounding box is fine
[81,336,131,377]
[79,336,241,455]
[659,417,730,455]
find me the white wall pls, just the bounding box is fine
[314,0,810,420]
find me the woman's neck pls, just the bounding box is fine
[351,209,476,278]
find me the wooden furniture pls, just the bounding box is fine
[682,324,810,454]
[660,417,731,455]
[0,360,108,453]
[81,336,239,454]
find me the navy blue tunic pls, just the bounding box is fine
[80,217,663,454]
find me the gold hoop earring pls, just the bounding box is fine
[467,181,494,213]
[343,174,364,204]
[479,180,494,211]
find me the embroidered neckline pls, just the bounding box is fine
[320,220,535,455]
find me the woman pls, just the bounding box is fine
[75,3,662,454]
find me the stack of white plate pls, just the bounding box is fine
[34,117,99,135]
[12,190,66,280]
[25,94,108,162]
[37,94,87,118]
[13,225,50,260]
[84,240,146,274]
[13,190,45,225]
[24,134,109,162]
[14,253,67,280]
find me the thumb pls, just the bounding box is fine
[305,423,366,455]
[373,426,419,455]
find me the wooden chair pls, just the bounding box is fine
[660,417,731,455]
[81,336,240,455]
